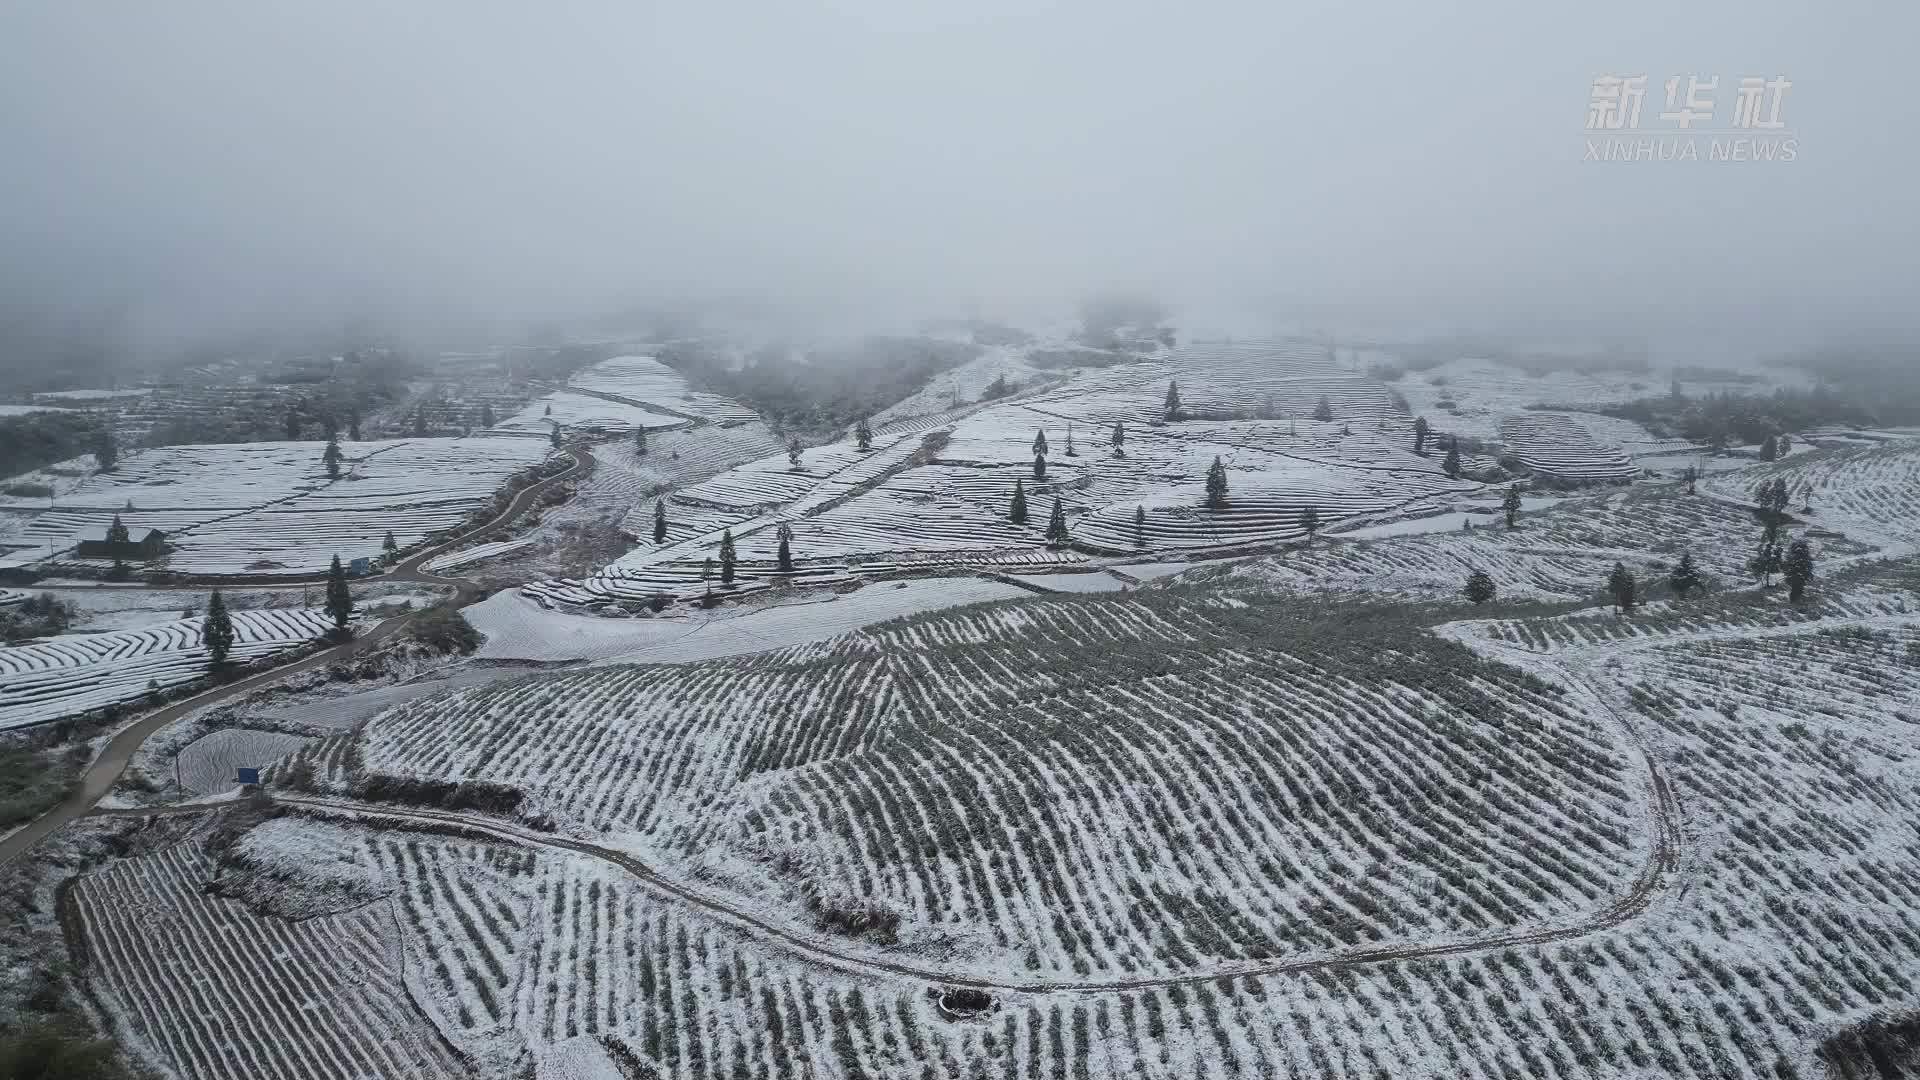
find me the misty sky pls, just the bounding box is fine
[1,1,1913,349]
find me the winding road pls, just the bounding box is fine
[0,446,592,869]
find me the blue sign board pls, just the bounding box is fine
[236,767,261,785]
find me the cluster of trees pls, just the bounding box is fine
[1745,477,1818,601]
[0,411,102,480]
[0,592,76,643]
[1591,386,1873,448]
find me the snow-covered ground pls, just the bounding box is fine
[1,438,555,574]
[470,577,1024,664]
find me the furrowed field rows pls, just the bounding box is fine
[1701,441,1920,550]
[176,728,314,794]
[1234,487,1867,602]
[0,608,334,730]
[1471,588,1916,652]
[4,438,554,573]
[566,355,760,424]
[494,390,684,435]
[79,603,1920,1078]
[70,843,466,1080]
[1498,414,1639,484]
[356,593,1640,981]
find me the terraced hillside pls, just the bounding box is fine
[0,608,333,729]
[1,437,555,574]
[1498,413,1639,485]
[1229,485,1876,602]
[1701,440,1920,550]
[68,835,466,1080]
[352,592,1642,981]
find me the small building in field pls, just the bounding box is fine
[75,529,168,561]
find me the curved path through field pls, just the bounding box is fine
[82,646,1685,998]
[0,446,592,869]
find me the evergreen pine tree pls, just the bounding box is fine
[1164,380,1182,422]
[1784,538,1815,603]
[1299,504,1320,544]
[1032,429,1049,457]
[1443,440,1462,479]
[480,403,495,428]
[1748,541,1782,586]
[1205,456,1228,510]
[1669,550,1702,598]
[202,589,235,669]
[855,417,873,451]
[1608,562,1638,614]
[382,530,399,563]
[718,529,737,584]
[653,498,667,543]
[634,426,648,456]
[93,426,118,472]
[776,522,794,573]
[1064,426,1077,457]
[1010,479,1028,524]
[1464,569,1496,605]
[1758,434,1778,461]
[1502,484,1522,528]
[324,554,354,631]
[1033,453,1047,481]
[1413,416,1429,456]
[788,438,802,468]
[1045,497,1069,546]
[1133,504,1146,547]
[549,421,563,448]
[106,513,130,546]
[1111,421,1125,457]
[1313,395,1334,422]
[322,434,342,479]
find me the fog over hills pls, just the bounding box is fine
[1,0,1914,358]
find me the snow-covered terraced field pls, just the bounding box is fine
[1231,486,1853,602]
[1701,440,1920,551]
[175,728,313,793]
[495,390,685,435]
[568,355,759,423]
[71,844,465,1080]
[0,608,334,729]
[1498,413,1639,484]
[418,537,538,573]
[474,577,1025,663]
[3,438,553,573]
[360,590,1638,984]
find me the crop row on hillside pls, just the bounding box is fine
[359,592,1640,981]
[0,608,335,730]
